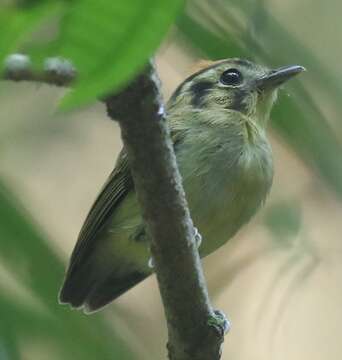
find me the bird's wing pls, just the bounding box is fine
[67,149,133,272]
[59,122,188,309]
[59,148,138,309]
[64,122,185,274]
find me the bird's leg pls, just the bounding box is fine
[147,227,202,269]
[148,226,202,269]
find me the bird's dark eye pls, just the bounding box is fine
[220,68,243,86]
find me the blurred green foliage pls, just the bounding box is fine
[0,2,61,67]
[1,0,185,108]
[57,0,184,109]
[0,182,135,360]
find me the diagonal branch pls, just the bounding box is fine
[3,54,76,86]
[2,54,228,360]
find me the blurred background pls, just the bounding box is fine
[1,0,342,359]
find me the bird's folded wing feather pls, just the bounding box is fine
[66,149,134,275]
[66,123,186,275]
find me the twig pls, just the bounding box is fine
[3,54,76,86]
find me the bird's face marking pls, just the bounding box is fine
[189,80,214,108]
[186,59,271,116]
[168,58,304,125]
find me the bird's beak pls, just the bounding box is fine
[256,65,306,91]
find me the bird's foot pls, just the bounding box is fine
[148,227,201,269]
[207,310,231,336]
[148,256,154,269]
[193,227,202,249]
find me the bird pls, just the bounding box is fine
[59,58,305,313]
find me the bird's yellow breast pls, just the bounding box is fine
[178,117,273,256]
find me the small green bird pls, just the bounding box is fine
[59,58,304,313]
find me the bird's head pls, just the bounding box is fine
[168,58,305,126]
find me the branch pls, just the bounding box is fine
[105,61,228,359]
[2,54,228,359]
[3,54,76,86]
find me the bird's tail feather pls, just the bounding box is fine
[59,261,149,313]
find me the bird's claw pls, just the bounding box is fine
[148,256,154,269]
[148,227,201,269]
[207,310,231,336]
[193,227,202,249]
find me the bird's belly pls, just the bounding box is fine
[183,156,272,257]
[186,193,260,257]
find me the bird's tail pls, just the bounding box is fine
[59,258,149,313]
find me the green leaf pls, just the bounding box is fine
[54,0,184,109]
[0,182,135,359]
[0,3,62,70]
